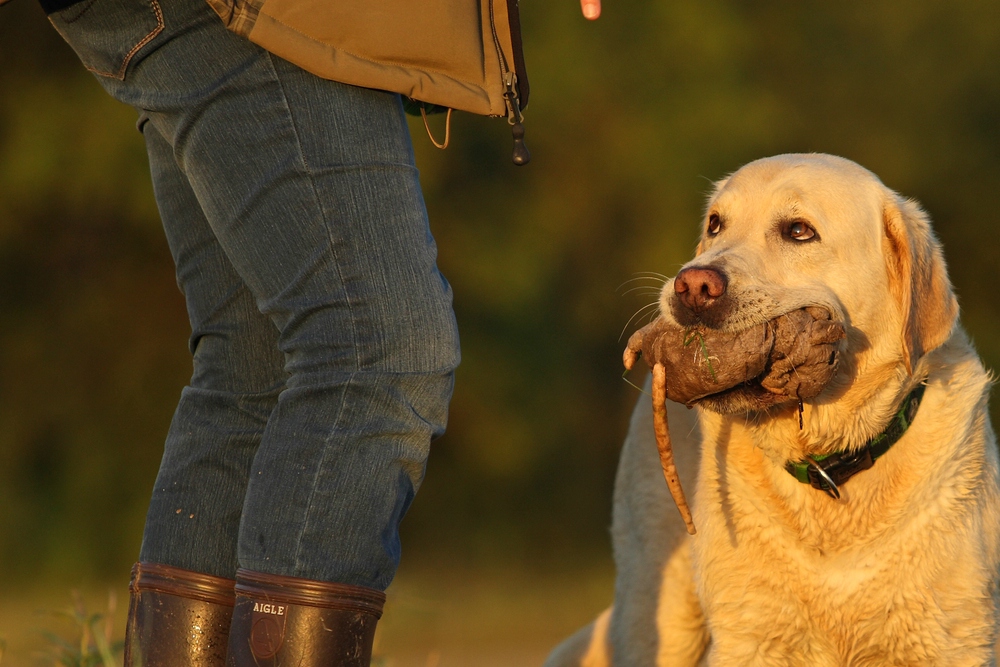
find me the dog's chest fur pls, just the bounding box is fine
[690,341,1000,666]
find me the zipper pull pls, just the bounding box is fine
[511,121,530,166]
[504,72,531,166]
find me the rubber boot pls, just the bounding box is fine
[226,569,385,666]
[124,562,236,667]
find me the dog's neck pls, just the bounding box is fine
[783,384,926,498]
[692,330,991,553]
[739,350,920,468]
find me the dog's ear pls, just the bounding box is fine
[883,194,958,375]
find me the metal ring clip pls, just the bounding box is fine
[805,456,841,500]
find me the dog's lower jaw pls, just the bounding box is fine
[695,382,794,415]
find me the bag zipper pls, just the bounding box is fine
[489,0,530,165]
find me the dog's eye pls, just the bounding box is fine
[784,220,817,242]
[707,214,723,236]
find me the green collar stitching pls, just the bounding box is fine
[784,384,926,499]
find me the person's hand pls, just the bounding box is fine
[580,0,600,20]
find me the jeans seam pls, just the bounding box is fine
[310,161,419,174]
[262,52,363,572]
[263,51,361,372]
[59,0,99,23]
[80,0,165,81]
[182,383,285,401]
[291,371,357,575]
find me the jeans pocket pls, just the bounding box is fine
[49,0,164,81]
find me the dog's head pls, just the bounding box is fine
[659,153,958,415]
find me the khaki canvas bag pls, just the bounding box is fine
[206,0,531,163]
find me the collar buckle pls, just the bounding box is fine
[804,447,874,500]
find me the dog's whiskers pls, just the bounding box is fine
[632,271,671,280]
[621,286,665,299]
[617,275,668,294]
[620,302,661,341]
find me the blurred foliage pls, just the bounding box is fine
[1,0,998,585]
[36,591,121,667]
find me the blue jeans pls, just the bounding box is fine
[49,0,460,591]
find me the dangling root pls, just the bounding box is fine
[623,346,639,372]
[652,363,697,535]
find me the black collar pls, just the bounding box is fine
[784,384,926,499]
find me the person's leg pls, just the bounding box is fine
[122,5,459,591]
[133,32,461,664]
[137,121,288,578]
[52,0,458,591]
[50,1,459,662]
[47,4,290,663]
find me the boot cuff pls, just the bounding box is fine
[234,568,385,618]
[131,562,236,607]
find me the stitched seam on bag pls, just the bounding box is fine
[83,0,164,81]
[260,14,488,93]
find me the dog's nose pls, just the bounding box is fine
[674,266,728,312]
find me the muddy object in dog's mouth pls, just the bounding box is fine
[624,307,846,407]
[622,307,845,536]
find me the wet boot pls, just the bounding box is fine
[226,568,385,666]
[124,562,236,667]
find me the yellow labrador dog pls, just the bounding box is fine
[546,154,1000,666]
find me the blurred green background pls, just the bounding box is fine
[2,0,1000,663]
